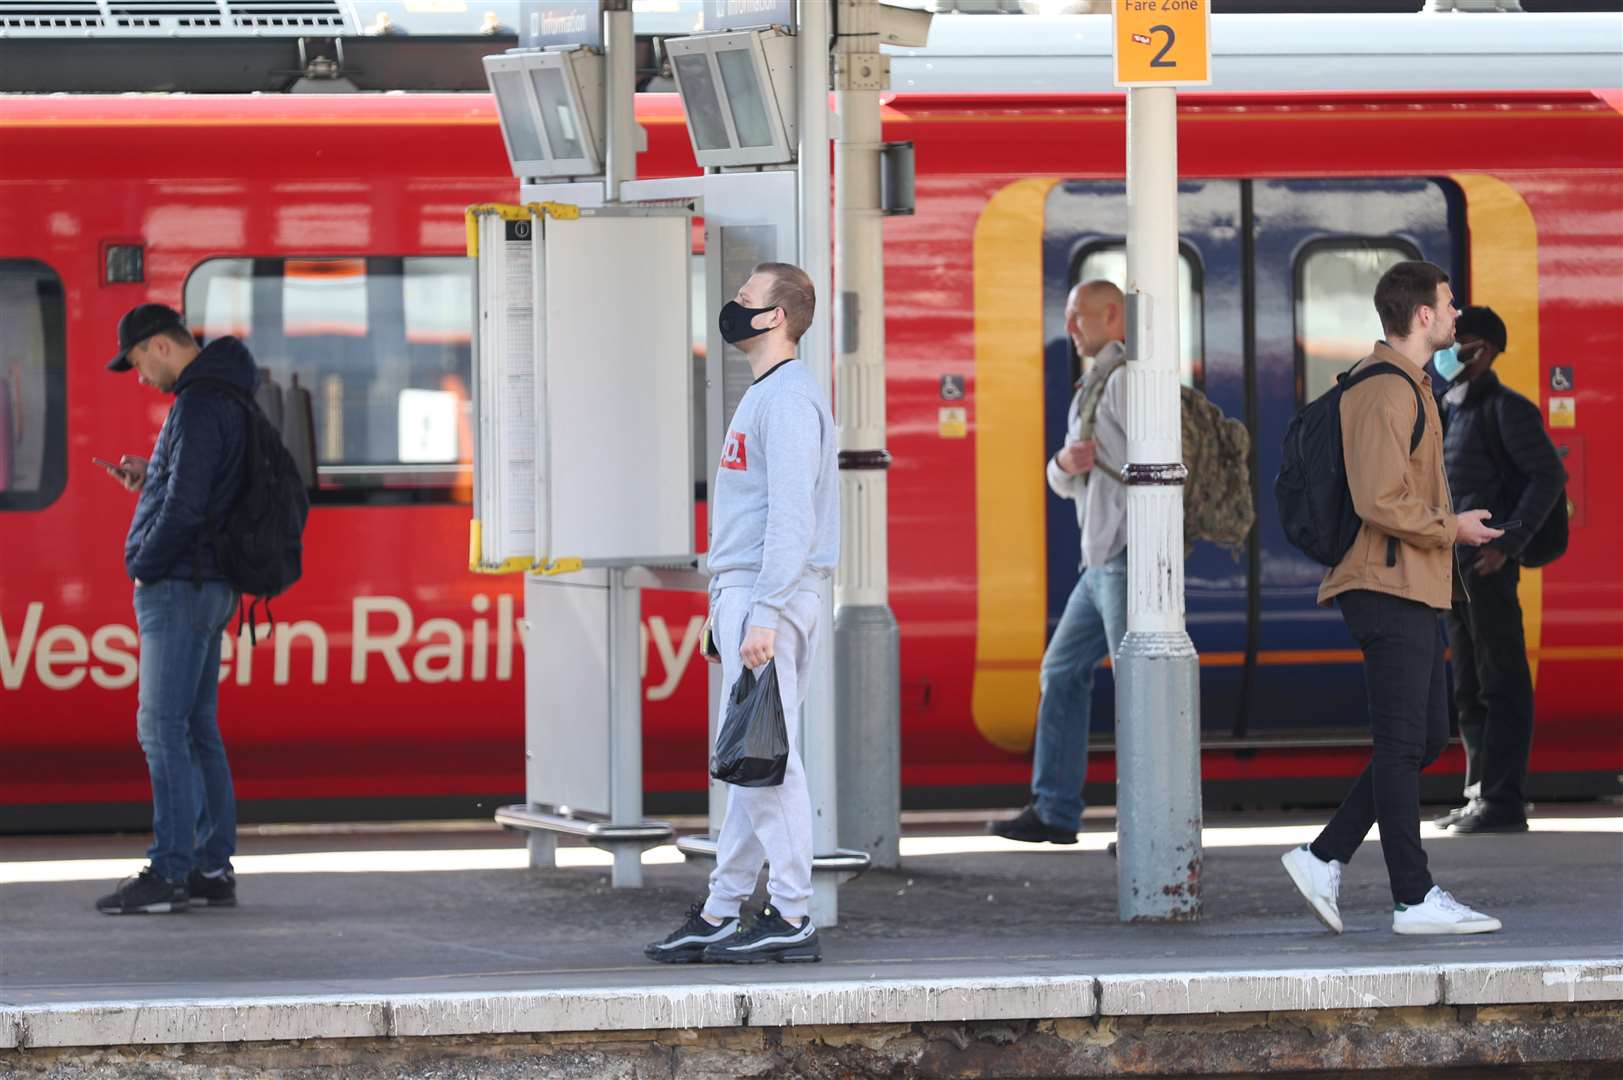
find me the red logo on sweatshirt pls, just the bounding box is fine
[720,430,747,471]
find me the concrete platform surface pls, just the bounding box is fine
[0,809,1618,1051]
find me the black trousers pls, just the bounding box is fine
[1312,590,1449,906]
[1446,562,1535,815]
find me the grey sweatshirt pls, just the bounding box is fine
[1045,339,1129,569]
[707,359,840,631]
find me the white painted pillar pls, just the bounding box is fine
[1116,85,1203,923]
[796,0,842,928]
[832,0,901,870]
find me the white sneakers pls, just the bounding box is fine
[1281,845,1502,935]
[1393,887,1503,935]
[1281,844,1344,934]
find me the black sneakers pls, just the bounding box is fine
[702,905,820,964]
[187,867,238,907]
[988,804,1078,845]
[644,903,738,963]
[96,866,189,915]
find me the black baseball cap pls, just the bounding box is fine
[1456,306,1508,354]
[107,303,186,372]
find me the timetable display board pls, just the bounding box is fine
[469,205,540,573]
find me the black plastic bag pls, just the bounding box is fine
[710,660,789,787]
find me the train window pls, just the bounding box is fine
[1074,245,1203,388]
[184,256,474,506]
[1295,240,1420,404]
[0,260,67,512]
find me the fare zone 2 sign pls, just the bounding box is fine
[1113,0,1212,87]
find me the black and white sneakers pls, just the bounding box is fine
[95,866,189,915]
[646,903,821,964]
[702,905,820,964]
[644,903,739,963]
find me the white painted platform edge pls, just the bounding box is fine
[2,959,1618,1050]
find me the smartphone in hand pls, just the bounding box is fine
[93,456,142,490]
[1486,519,1522,532]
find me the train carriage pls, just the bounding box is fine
[1,14,1618,829]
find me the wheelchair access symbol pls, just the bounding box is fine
[1550,366,1574,392]
[939,374,966,401]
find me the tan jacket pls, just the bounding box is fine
[1318,343,1458,611]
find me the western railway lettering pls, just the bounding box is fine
[1,598,706,698]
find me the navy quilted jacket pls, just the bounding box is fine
[124,337,256,584]
[1440,370,1566,567]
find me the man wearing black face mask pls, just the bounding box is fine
[1434,306,1566,835]
[644,263,839,965]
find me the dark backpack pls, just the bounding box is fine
[1275,362,1425,568]
[183,376,310,641]
[1476,389,1569,568]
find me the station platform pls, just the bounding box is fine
[1,808,1619,1078]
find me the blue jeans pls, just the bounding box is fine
[1031,553,1128,831]
[133,579,238,882]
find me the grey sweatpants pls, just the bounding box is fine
[702,585,821,922]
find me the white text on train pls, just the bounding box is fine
[0,597,704,699]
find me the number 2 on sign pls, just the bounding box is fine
[1148,24,1175,67]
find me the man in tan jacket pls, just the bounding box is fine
[1281,261,1505,936]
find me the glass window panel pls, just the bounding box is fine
[530,66,584,161]
[1074,246,1203,388]
[184,256,474,504]
[491,70,546,163]
[1296,243,1412,404]
[0,260,66,510]
[716,47,773,148]
[673,52,731,152]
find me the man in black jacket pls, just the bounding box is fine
[1434,306,1566,835]
[94,304,254,914]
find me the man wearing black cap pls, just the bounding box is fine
[95,304,257,914]
[1432,306,1566,835]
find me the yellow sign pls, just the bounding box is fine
[1549,396,1576,429]
[1113,0,1212,87]
[938,407,968,439]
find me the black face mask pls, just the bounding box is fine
[718,300,777,345]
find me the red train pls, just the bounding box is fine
[2,56,1619,830]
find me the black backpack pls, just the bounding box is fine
[184,376,310,641]
[1476,389,1569,568]
[1275,362,1425,568]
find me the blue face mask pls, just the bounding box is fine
[1432,344,1464,383]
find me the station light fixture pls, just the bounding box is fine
[664,27,798,169]
[483,47,607,179]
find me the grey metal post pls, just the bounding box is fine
[832,0,902,870]
[797,0,844,927]
[1116,85,1203,922]
[607,568,644,888]
[602,0,634,203]
[526,829,557,869]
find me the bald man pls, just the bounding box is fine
[990,280,1131,845]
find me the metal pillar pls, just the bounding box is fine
[602,0,635,203]
[797,0,844,928]
[832,0,901,870]
[606,569,645,887]
[1116,85,1203,923]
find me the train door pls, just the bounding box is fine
[1245,178,1462,738]
[1041,179,1247,742]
